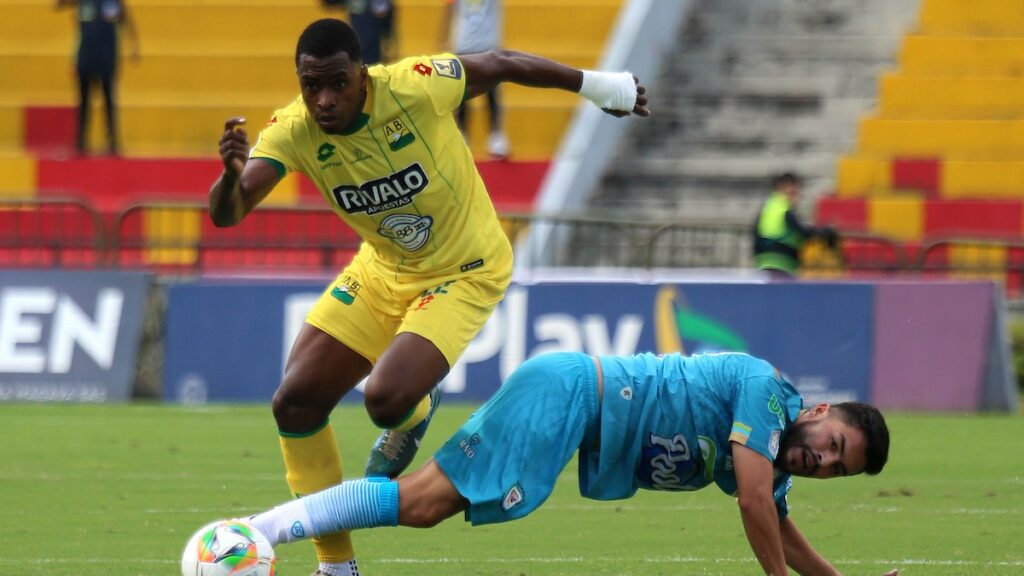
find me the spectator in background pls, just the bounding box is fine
[442,0,510,159]
[322,0,395,64]
[56,0,139,156]
[753,172,838,279]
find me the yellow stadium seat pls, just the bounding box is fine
[948,243,1007,284]
[0,154,36,196]
[880,74,1024,120]
[869,197,923,241]
[900,36,1024,77]
[836,156,890,197]
[918,0,1024,36]
[858,119,1024,160]
[0,0,622,158]
[142,206,200,265]
[942,161,1024,199]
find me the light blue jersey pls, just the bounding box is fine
[581,352,803,517]
[434,351,803,526]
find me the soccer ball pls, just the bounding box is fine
[181,519,277,576]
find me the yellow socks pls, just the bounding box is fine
[279,423,354,563]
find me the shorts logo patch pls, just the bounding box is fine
[502,483,525,511]
[432,58,463,80]
[458,433,481,459]
[414,280,456,311]
[460,258,484,273]
[620,387,633,400]
[769,430,781,459]
[330,275,361,305]
[290,521,305,538]
[383,118,415,151]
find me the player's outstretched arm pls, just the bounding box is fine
[209,117,281,227]
[733,442,789,575]
[460,50,649,117]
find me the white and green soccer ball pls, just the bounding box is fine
[181,519,277,576]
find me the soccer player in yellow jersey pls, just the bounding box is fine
[209,18,649,576]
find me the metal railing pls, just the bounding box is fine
[0,197,106,268]
[0,198,1020,295]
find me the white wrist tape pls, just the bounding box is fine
[579,70,637,111]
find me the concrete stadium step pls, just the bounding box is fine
[900,37,1024,77]
[879,75,1024,119]
[622,153,838,180]
[696,0,919,36]
[597,0,921,225]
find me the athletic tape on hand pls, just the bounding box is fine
[579,70,637,112]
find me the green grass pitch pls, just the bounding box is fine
[1,402,1021,575]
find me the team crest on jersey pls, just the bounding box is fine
[382,118,415,151]
[317,143,337,162]
[431,58,463,80]
[351,147,372,164]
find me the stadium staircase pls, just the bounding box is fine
[594,0,919,224]
[817,0,1024,292]
[0,0,620,271]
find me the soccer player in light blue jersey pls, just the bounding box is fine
[230,351,896,575]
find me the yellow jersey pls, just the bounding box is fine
[250,54,512,279]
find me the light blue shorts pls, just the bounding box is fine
[433,352,599,525]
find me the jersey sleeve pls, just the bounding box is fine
[729,376,789,464]
[390,54,467,116]
[249,112,298,177]
[773,475,792,518]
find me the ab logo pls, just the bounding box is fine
[382,118,415,151]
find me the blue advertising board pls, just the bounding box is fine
[164,282,322,403]
[164,281,872,405]
[0,270,150,402]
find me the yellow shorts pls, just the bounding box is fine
[306,246,512,367]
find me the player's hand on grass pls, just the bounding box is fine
[219,117,249,177]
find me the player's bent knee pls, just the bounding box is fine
[271,385,330,432]
[363,386,418,428]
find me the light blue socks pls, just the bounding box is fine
[250,478,399,546]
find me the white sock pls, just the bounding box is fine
[248,499,313,546]
[319,559,361,576]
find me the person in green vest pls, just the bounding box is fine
[753,172,838,278]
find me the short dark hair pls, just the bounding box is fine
[295,19,362,68]
[773,172,801,189]
[832,402,889,475]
